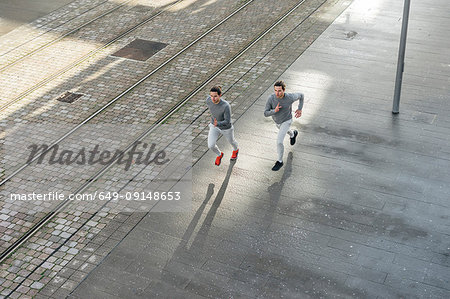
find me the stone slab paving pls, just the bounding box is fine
[68,0,450,298]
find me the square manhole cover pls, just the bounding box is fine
[111,39,168,61]
[56,91,83,103]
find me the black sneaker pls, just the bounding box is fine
[290,130,298,145]
[272,161,283,171]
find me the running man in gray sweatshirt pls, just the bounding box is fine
[206,86,239,166]
[264,80,304,171]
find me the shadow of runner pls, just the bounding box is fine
[264,152,293,227]
[178,182,215,244]
[194,160,236,242]
[156,161,236,293]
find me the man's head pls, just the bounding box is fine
[210,86,222,104]
[274,81,286,99]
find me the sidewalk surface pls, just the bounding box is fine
[68,0,450,297]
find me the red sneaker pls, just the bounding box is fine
[215,152,224,166]
[230,149,239,160]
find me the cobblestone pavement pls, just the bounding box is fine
[0,0,324,258]
[0,0,127,67]
[1,0,259,178]
[0,0,348,297]
[0,0,259,248]
[0,0,102,37]
[0,0,178,106]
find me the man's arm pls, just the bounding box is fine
[288,93,304,110]
[294,93,304,118]
[297,93,304,111]
[206,96,214,124]
[264,98,276,117]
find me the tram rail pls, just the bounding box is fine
[0,0,185,111]
[0,0,132,68]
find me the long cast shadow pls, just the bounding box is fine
[159,160,236,284]
[192,160,236,245]
[263,151,293,227]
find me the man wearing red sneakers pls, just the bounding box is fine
[206,86,239,166]
[264,81,303,171]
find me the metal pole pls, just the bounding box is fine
[392,0,411,114]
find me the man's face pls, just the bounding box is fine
[210,92,221,104]
[274,86,285,99]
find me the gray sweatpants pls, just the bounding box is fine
[276,119,294,162]
[208,124,238,156]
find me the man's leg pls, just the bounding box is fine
[222,126,239,160]
[287,129,294,138]
[208,124,222,156]
[272,119,292,171]
[276,119,292,162]
[222,127,238,150]
[287,125,299,145]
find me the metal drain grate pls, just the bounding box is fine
[111,39,168,61]
[56,91,83,103]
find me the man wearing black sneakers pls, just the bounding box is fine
[206,86,239,166]
[264,81,304,171]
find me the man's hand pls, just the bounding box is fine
[214,118,218,127]
[295,109,302,118]
[274,102,282,113]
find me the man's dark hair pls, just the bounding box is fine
[274,81,286,91]
[210,86,222,95]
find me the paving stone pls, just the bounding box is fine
[29,281,44,290]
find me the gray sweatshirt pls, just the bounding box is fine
[206,96,232,130]
[264,92,304,124]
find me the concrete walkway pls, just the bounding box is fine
[70,0,450,297]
